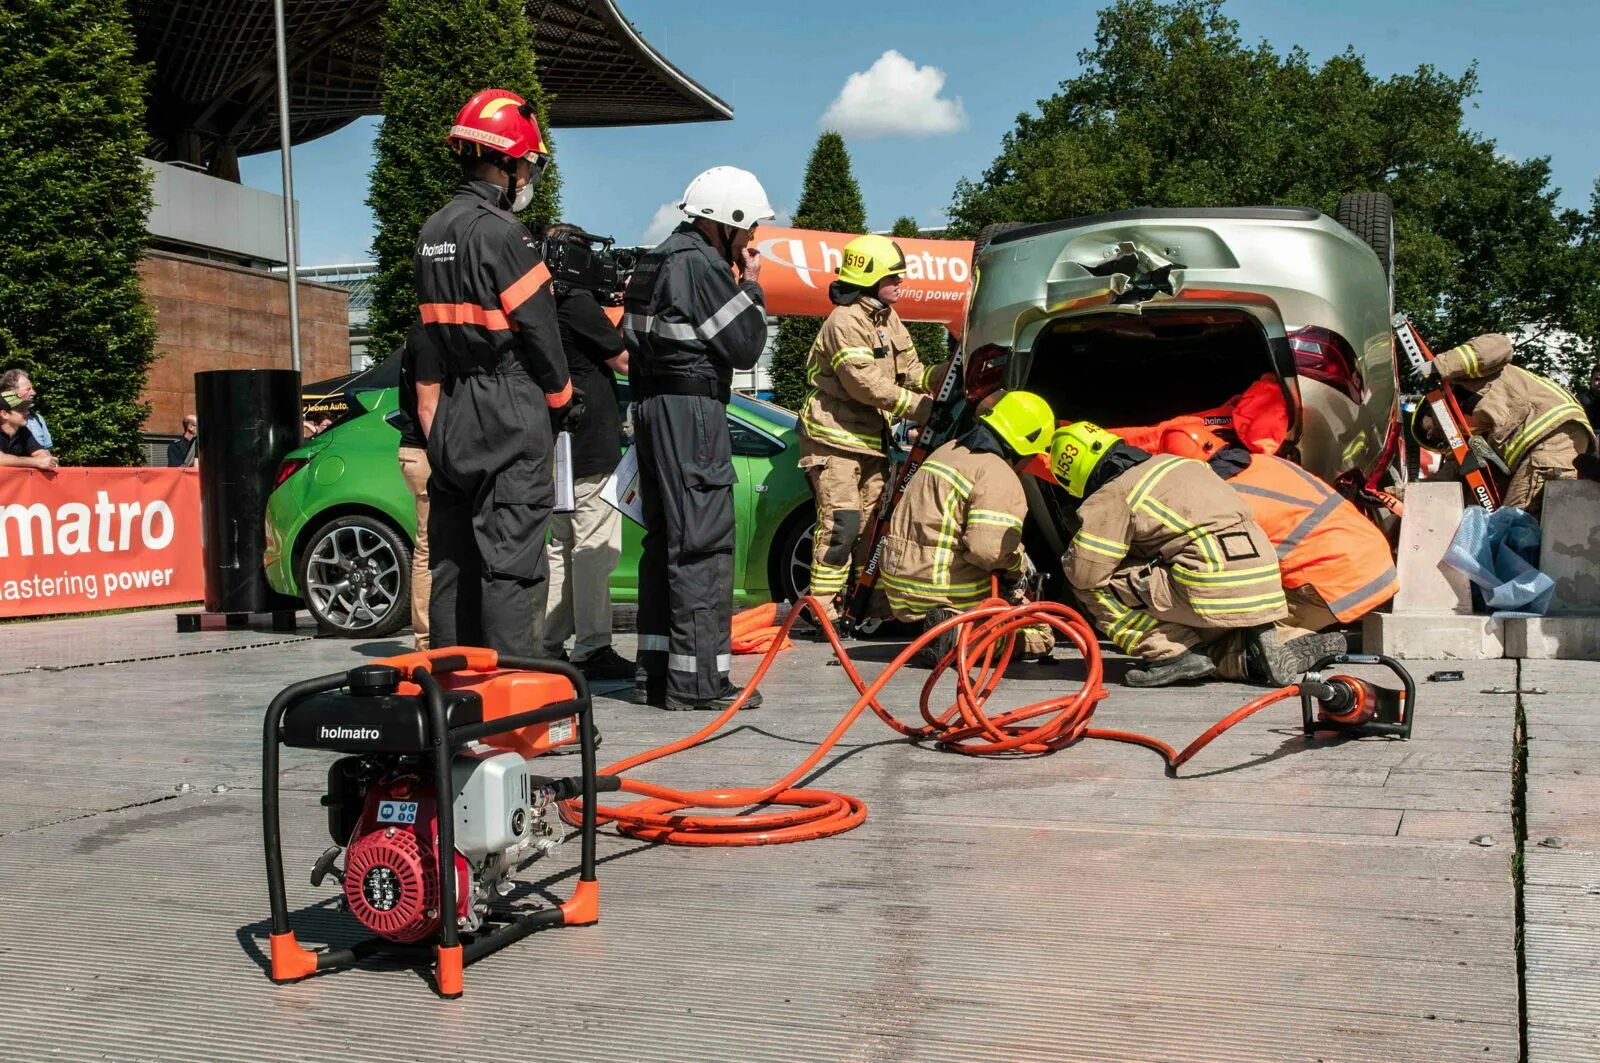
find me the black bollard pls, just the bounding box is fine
[192,369,303,618]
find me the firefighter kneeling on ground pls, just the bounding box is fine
[1053,423,1342,688]
[880,390,1057,666]
[799,234,948,618]
[1414,332,1596,514]
[1207,445,1398,644]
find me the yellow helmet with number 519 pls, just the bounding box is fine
[837,234,908,288]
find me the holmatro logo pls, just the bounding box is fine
[320,725,381,741]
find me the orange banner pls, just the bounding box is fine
[752,227,975,332]
[0,467,203,618]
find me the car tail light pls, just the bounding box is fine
[1288,326,1363,403]
[274,457,308,487]
[965,343,1011,402]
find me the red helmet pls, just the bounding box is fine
[448,89,548,161]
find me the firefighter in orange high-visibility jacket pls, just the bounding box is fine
[1208,446,1397,639]
[881,391,1057,666]
[799,234,948,618]
[1053,423,1343,688]
[1418,333,1595,514]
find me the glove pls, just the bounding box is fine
[1574,451,1600,483]
[549,385,587,435]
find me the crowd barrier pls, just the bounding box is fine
[0,467,203,618]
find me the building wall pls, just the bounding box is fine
[138,250,349,437]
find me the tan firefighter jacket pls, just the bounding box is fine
[800,298,945,457]
[1434,333,1595,469]
[881,437,1027,613]
[1065,455,1287,633]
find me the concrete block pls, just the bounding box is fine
[1539,479,1600,615]
[1393,482,1472,614]
[1505,616,1600,660]
[1364,612,1505,659]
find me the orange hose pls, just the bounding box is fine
[561,595,1303,846]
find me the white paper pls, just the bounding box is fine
[553,431,575,514]
[600,444,645,526]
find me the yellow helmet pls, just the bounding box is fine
[838,234,907,288]
[978,390,1056,457]
[1050,422,1122,498]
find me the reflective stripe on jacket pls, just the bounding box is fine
[881,438,1026,613]
[413,180,570,404]
[800,299,943,456]
[1226,454,1397,622]
[620,223,768,393]
[1434,333,1596,469]
[1065,455,1286,626]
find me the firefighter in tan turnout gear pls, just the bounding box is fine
[1418,332,1595,513]
[881,391,1057,666]
[1053,423,1342,688]
[799,234,947,616]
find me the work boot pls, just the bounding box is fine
[1245,629,1348,686]
[575,646,634,682]
[913,609,961,668]
[664,682,763,712]
[1122,651,1218,688]
[633,675,666,708]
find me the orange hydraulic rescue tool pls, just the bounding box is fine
[1393,312,1502,512]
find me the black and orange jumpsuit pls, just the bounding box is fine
[414,179,571,655]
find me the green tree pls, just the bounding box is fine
[770,131,867,410]
[366,0,561,356]
[949,0,1594,378]
[889,216,951,366]
[0,0,155,465]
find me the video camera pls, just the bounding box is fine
[541,227,636,306]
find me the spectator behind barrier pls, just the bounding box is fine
[1,389,58,472]
[167,414,198,467]
[0,368,51,450]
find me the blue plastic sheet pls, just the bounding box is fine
[1442,506,1554,615]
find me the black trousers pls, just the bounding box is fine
[635,394,737,700]
[427,367,552,656]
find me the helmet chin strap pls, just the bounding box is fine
[713,222,740,267]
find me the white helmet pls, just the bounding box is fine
[679,166,775,230]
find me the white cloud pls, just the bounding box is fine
[640,201,682,245]
[820,50,967,139]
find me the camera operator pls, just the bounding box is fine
[529,224,634,681]
[412,88,580,656]
[622,167,773,711]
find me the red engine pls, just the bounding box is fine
[341,779,470,943]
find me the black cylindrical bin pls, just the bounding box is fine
[195,369,303,613]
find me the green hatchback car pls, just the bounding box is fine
[265,369,817,638]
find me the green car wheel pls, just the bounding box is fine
[297,513,412,638]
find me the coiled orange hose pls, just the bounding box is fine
[562,594,1300,846]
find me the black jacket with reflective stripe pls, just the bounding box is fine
[621,223,768,393]
[413,180,569,402]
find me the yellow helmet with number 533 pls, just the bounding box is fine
[1050,422,1122,498]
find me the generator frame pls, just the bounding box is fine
[260,649,609,998]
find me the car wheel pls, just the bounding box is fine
[768,508,815,604]
[1335,193,1394,281]
[973,222,1026,258]
[297,514,411,638]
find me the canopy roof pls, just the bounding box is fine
[132,0,732,166]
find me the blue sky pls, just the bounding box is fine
[242,0,1600,265]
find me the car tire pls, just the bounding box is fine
[767,507,815,605]
[973,222,1026,258]
[297,513,412,639]
[1335,193,1394,281]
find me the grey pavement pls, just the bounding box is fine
[0,609,1577,1061]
